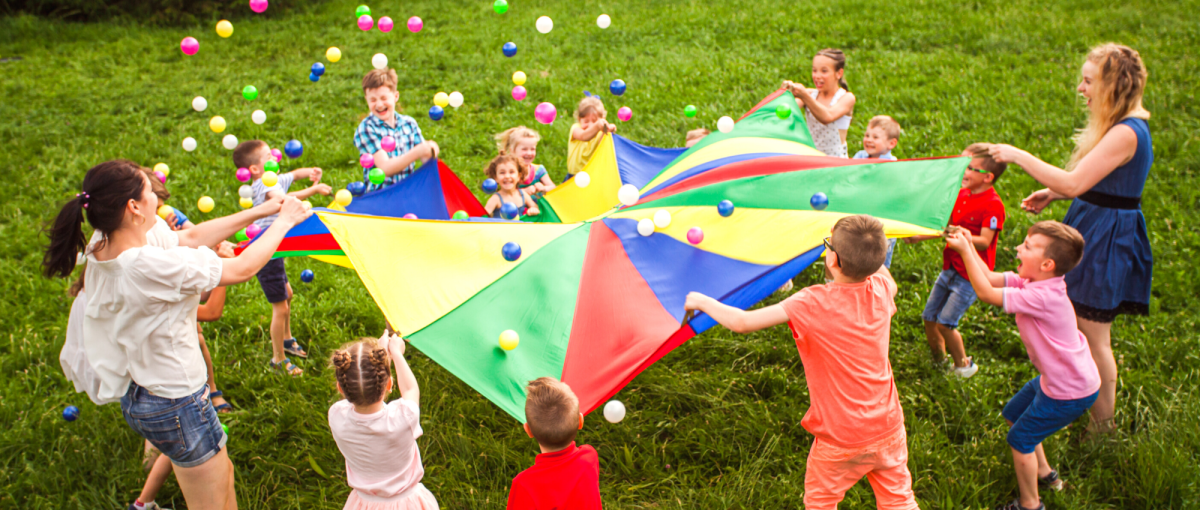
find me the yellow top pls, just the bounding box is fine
[567,123,605,176]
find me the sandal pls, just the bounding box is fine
[283,338,308,358]
[210,390,233,413]
[270,357,303,376]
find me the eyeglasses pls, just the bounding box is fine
[823,237,836,254]
[967,165,990,174]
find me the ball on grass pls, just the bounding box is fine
[378,16,393,32]
[433,92,449,107]
[609,79,626,96]
[236,167,251,182]
[407,16,422,32]
[198,196,215,213]
[355,4,370,17]
[238,185,253,199]
[249,0,268,13]
[301,269,314,282]
[684,105,697,118]
[493,0,508,14]
[511,85,527,101]
[534,102,556,124]
[603,400,625,423]
[265,159,279,172]
[512,71,527,86]
[180,37,199,55]
[535,16,553,34]
[63,405,80,422]
[311,62,325,76]
[371,53,388,69]
[252,110,266,124]
[617,106,632,122]
[448,91,463,108]
[182,137,197,151]
[357,15,374,30]
[597,14,612,29]
[242,85,258,101]
[154,162,169,177]
[428,105,444,121]
[326,47,342,62]
[192,96,208,112]
[209,116,226,133]
[717,116,734,134]
[502,42,518,57]
[284,139,303,158]
[222,134,239,150]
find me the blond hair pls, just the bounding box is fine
[1068,43,1150,171]
[867,115,902,140]
[484,154,527,182]
[362,68,398,93]
[524,377,580,450]
[831,215,886,279]
[330,338,392,407]
[1028,221,1086,276]
[574,96,607,122]
[495,126,541,155]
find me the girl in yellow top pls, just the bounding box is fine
[567,96,617,177]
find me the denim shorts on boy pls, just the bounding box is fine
[921,269,978,328]
[1002,376,1099,454]
[121,381,227,468]
[883,238,898,269]
[256,257,289,303]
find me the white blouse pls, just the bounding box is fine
[805,88,852,158]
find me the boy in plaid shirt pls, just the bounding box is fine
[353,68,440,192]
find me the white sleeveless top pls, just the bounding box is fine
[805,88,852,158]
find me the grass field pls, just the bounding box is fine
[2,0,1199,508]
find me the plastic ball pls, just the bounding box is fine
[717,199,735,217]
[180,37,199,55]
[428,105,444,121]
[311,62,325,76]
[402,213,417,219]
[502,41,517,57]
[378,16,393,32]
[687,227,704,245]
[511,85,527,101]
[617,183,640,206]
[326,47,342,62]
[242,85,258,101]
[535,16,553,34]
[265,159,279,172]
[810,192,829,211]
[573,171,591,188]
[512,71,527,87]
[182,137,197,151]
[684,105,697,118]
[717,116,735,134]
[302,200,313,210]
[239,197,253,209]
[597,14,612,29]
[499,330,519,351]
[157,205,173,219]
[249,0,268,13]
[198,196,215,213]
[534,102,557,124]
[493,0,508,14]
[407,16,422,32]
[380,136,396,152]
[284,139,303,159]
[209,116,226,133]
[308,72,319,82]
[192,96,208,112]
[482,178,498,194]
[154,171,166,183]
[261,171,278,187]
[500,202,519,219]
[358,15,374,31]
[252,109,266,124]
[776,105,791,119]
[653,209,672,229]
[238,185,253,199]
[360,153,376,169]
[222,134,239,150]
[355,4,370,17]
[502,242,522,262]
[63,405,80,422]
[235,228,249,242]
[335,189,352,206]
[301,269,314,282]
[433,91,449,107]
[371,53,388,69]
[216,20,233,38]
[368,168,385,184]
[603,400,625,423]
[221,423,230,435]
[452,210,469,220]
[232,168,249,183]
[246,224,262,239]
[347,181,366,196]
[609,79,626,96]
[154,162,169,177]
[448,91,463,108]
[617,106,632,122]
[636,218,654,236]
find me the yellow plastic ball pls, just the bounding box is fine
[239,197,253,209]
[335,189,353,206]
[262,171,278,187]
[157,205,173,219]
[499,329,519,351]
[209,116,226,133]
[326,47,342,63]
[153,162,169,177]
[197,196,215,213]
[302,200,313,210]
[512,71,527,86]
[216,20,233,38]
[433,92,449,107]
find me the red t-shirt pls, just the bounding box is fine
[943,187,1006,279]
[507,442,602,510]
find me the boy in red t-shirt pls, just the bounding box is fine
[686,215,917,510]
[507,377,602,510]
[906,143,1006,378]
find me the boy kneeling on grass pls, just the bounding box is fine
[945,221,1099,510]
[507,377,602,510]
[686,215,919,510]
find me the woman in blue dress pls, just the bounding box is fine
[988,43,1151,433]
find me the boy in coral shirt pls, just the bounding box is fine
[686,215,917,510]
[507,377,602,510]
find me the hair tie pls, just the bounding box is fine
[76,191,89,208]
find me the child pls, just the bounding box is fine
[328,333,438,510]
[234,140,331,376]
[484,154,540,219]
[496,126,555,193]
[854,115,901,161]
[354,68,441,192]
[946,222,1099,510]
[567,96,616,177]
[907,143,1007,378]
[783,48,856,158]
[507,377,601,510]
[685,215,918,510]
[685,128,710,148]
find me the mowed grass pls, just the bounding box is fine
[2,0,1199,508]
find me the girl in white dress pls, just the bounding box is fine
[783,48,857,158]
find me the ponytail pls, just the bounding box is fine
[42,160,148,278]
[43,196,88,278]
[815,48,849,92]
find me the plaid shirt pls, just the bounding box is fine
[354,113,425,191]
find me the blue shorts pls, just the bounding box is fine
[256,257,289,303]
[883,238,898,269]
[1002,377,1098,454]
[121,382,228,468]
[921,269,977,328]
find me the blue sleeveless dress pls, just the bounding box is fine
[490,189,529,219]
[1062,118,1153,322]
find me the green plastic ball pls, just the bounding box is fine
[452,210,469,220]
[264,159,279,173]
[242,85,258,101]
[368,167,385,185]
[776,105,791,119]
[355,5,371,17]
[684,105,697,118]
[221,423,230,435]
[493,0,508,14]
[235,229,248,242]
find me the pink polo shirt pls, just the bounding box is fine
[1002,273,1101,400]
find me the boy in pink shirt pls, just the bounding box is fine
[946,221,1099,510]
[686,215,918,510]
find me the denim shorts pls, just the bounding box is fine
[883,238,898,269]
[1002,376,1098,454]
[921,269,977,328]
[121,382,227,468]
[256,257,289,303]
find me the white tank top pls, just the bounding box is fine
[805,88,852,158]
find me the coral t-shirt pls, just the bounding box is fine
[780,273,905,449]
[507,442,601,510]
[943,187,1006,279]
[1003,273,1101,400]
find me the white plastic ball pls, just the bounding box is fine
[222,134,239,150]
[573,171,591,188]
[617,184,640,206]
[653,209,672,229]
[597,14,611,29]
[448,91,464,108]
[252,109,266,125]
[238,185,253,199]
[603,400,626,423]
[535,16,553,34]
[717,116,735,134]
[182,137,197,151]
[371,53,388,70]
[636,218,654,237]
[192,96,208,112]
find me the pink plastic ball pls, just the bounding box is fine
[534,102,557,124]
[246,224,262,239]
[180,37,199,55]
[271,148,283,161]
[511,85,527,101]
[618,106,633,122]
[687,227,704,245]
[407,16,423,32]
[403,213,418,219]
[378,16,394,32]
[236,168,251,182]
[381,136,397,152]
[360,153,376,169]
[154,171,167,183]
[249,0,268,13]
[358,15,374,31]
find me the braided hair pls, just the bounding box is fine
[330,338,392,406]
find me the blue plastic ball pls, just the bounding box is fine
[429,105,444,121]
[311,62,326,76]
[63,405,79,422]
[810,192,829,211]
[482,178,499,194]
[500,202,519,219]
[502,42,518,57]
[309,72,320,82]
[717,199,735,217]
[502,242,522,261]
[347,181,366,196]
[300,269,314,283]
[284,139,303,159]
[609,79,627,96]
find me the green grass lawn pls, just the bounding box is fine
[2,0,1199,508]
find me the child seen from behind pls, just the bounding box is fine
[507,377,601,510]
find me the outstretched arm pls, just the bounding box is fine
[176,196,284,249]
[684,292,789,334]
[946,231,1004,306]
[376,142,439,178]
[988,125,1137,199]
[788,83,856,125]
[381,332,419,406]
[218,197,310,285]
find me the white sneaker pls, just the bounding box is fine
[776,280,794,293]
[953,359,979,378]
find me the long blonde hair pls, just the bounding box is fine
[1068,43,1150,170]
[494,126,541,155]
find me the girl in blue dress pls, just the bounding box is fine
[988,43,1151,435]
[483,154,540,220]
